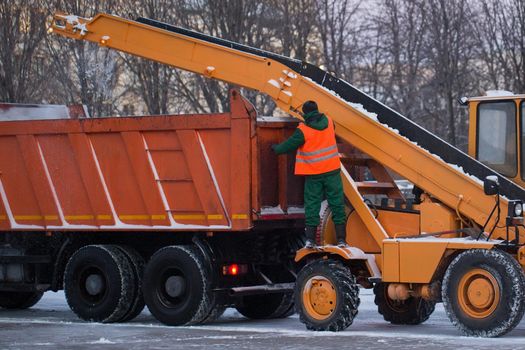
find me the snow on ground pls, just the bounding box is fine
[0,289,524,349]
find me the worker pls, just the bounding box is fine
[272,100,346,248]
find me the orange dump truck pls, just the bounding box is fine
[0,91,306,324]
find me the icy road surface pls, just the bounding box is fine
[1,289,524,350]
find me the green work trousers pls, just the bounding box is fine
[304,170,346,227]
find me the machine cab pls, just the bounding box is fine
[467,92,525,188]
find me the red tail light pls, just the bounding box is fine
[222,264,247,276]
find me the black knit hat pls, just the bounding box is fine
[302,100,318,115]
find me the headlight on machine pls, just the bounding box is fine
[507,200,524,219]
[514,202,523,216]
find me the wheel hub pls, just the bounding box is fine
[165,276,186,298]
[467,278,494,309]
[302,276,336,320]
[85,274,105,296]
[458,268,500,319]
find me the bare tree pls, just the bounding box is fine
[421,0,480,146]
[477,0,525,93]
[371,0,427,121]
[45,0,124,117]
[316,0,361,80]
[0,0,49,103]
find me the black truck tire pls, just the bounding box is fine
[235,292,294,319]
[64,245,135,323]
[142,245,214,326]
[116,245,146,322]
[0,291,43,309]
[295,259,360,331]
[374,282,435,325]
[442,248,525,337]
[202,303,227,323]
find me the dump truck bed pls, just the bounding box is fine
[0,91,303,231]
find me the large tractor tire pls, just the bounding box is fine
[0,291,43,309]
[64,245,135,323]
[295,259,360,331]
[235,292,294,319]
[142,245,214,326]
[442,248,525,337]
[116,246,146,322]
[373,282,435,324]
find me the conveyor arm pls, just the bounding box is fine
[50,13,524,243]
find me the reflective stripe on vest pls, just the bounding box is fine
[295,117,340,175]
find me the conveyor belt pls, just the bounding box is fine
[136,17,525,201]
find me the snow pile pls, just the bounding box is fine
[485,90,514,97]
[56,14,90,35]
[90,338,115,344]
[260,205,284,215]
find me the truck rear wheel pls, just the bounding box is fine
[295,259,360,331]
[442,248,525,337]
[373,282,435,324]
[116,246,146,322]
[142,245,214,326]
[64,245,135,323]
[202,303,227,323]
[235,292,294,319]
[0,291,43,309]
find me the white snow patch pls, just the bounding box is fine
[391,236,501,244]
[90,338,115,344]
[206,66,215,72]
[101,35,110,40]
[74,22,88,36]
[285,70,298,79]
[282,90,292,97]
[260,206,284,215]
[485,90,514,97]
[267,79,281,88]
[286,206,305,214]
[59,15,80,24]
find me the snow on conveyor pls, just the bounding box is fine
[136,16,525,203]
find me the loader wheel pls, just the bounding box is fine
[116,246,146,322]
[0,291,43,309]
[442,249,525,337]
[64,245,135,323]
[142,245,214,326]
[374,282,435,324]
[295,259,360,331]
[235,292,294,319]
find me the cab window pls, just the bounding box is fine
[477,101,517,177]
[521,101,525,180]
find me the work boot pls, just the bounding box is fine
[335,224,347,247]
[304,226,317,249]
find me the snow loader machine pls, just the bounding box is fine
[42,13,525,336]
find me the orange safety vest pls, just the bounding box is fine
[295,117,340,175]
